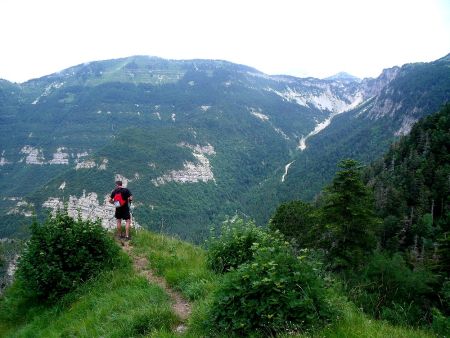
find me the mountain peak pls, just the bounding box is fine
[325,72,360,81]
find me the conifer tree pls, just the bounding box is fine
[322,159,380,270]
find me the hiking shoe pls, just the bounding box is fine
[125,236,131,241]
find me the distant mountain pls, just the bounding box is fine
[244,56,450,223]
[0,54,449,240]
[325,72,360,81]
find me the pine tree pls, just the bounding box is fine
[322,159,380,271]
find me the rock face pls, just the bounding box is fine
[152,143,216,186]
[0,151,10,166]
[6,255,19,280]
[361,66,401,99]
[114,174,132,187]
[267,83,362,114]
[1,147,89,166]
[395,115,418,136]
[75,160,97,170]
[49,147,69,165]
[20,146,45,165]
[7,198,34,217]
[43,191,140,230]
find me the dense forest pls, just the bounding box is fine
[270,103,450,332]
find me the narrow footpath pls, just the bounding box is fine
[120,239,192,334]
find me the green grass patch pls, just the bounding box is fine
[0,249,177,337]
[131,230,219,301]
[281,300,434,338]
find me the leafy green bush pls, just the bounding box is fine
[16,210,120,301]
[206,218,284,273]
[269,200,317,248]
[206,245,338,336]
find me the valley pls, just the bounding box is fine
[0,54,449,241]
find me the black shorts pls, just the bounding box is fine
[115,206,130,220]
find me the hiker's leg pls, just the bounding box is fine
[116,218,122,236]
[125,218,131,238]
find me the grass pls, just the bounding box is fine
[0,244,177,338]
[131,229,219,301]
[129,230,437,338]
[131,229,222,337]
[0,229,439,337]
[285,300,435,338]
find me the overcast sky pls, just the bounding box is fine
[0,0,449,83]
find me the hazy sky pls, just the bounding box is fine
[1,0,449,83]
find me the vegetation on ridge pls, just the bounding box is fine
[0,222,435,337]
[1,103,449,337]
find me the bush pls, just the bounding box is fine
[206,245,338,336]
[431,308,450,336]
[269,200,317,248]
[16,210,120,301]
[206,219,284,273]
[348,251,436,326]
[439,280,450,315]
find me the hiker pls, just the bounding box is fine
[109,180,133,240]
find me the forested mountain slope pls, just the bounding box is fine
[0,55,449,240]
[246,55,450,224]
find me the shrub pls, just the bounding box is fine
[269,200,317,248]
[206,245,338,336]
[16,210,120,301]
[431,308,450,336]
[439,280,450,315]
[206,219,284,273]
[347,251,436,326]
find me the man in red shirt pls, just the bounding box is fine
[109,180,133,240]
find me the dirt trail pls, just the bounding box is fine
[120,240,191,333]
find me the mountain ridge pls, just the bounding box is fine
[0,54,449,240]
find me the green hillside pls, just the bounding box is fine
[246,57,450,225]
[0,228,436,337]
[1,54,449,241]
[0,56,339,238]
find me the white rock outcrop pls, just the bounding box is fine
[395,116,418,136]
[43,191,140,230]
[249,107,269,121]
[152,143,216,186]
[20,146,45,165]
[0,151,10,166]
[6,198,34,217]
[49,147,69,165]
[76,160,96,169]
[114,174,132,187]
